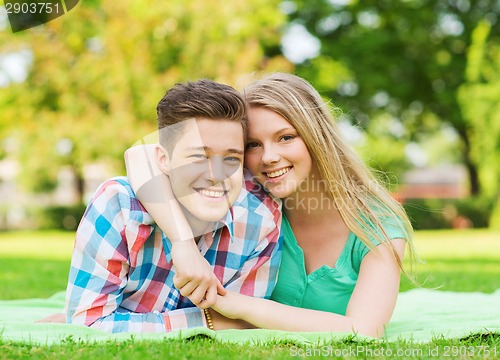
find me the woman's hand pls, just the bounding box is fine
[36,312,65,323]
[125,144,162,191]
[211,290,244,320]
[125,144,226,308]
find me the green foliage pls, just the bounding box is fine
[290,0,500,208]
[491,204,500,231]
[458,20,500,228]
[403,199,451,230]
[36,204,87,230]
[454,197,495,228]
[403,197,494,230]
[357,113,412,188]
[0,0,289,201]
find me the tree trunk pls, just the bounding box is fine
[73,165,85,205]
[457,127,480,196]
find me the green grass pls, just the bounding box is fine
[400,229,500,293]
[0,230,73,299]
[0,229,499,359]
[1,335,498,360]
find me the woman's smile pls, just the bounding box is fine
[245,107,313,199]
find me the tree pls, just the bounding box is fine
[289,0,500,198]
[458,21,500,228]
[0,0,290,203]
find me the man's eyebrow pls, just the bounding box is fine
[185,146,244,155]
[186,146,208,152]
[226,149,244,155]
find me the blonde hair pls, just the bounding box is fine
[243,72,416,272]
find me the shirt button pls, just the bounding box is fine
[298,288,304,294]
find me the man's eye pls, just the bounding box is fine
[225,157,242,163]
[189,154,207,159]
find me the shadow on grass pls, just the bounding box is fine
[0,258,70,300]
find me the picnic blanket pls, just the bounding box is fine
[1,289,499,345]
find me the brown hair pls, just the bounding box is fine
[157,79,247,152]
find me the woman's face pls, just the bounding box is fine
[245,106,313,199]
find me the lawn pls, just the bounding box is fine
[0,229,499,359]
[400,229,500,293]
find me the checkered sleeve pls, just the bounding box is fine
[65,179,207,333]
[89,306,207,333]
[223,184,283,299]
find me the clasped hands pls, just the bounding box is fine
[171,240,242,325]
[171,239,227,308]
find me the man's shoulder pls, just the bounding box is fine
[93,176,136,200]
[90,176,153,224]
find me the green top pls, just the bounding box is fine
[270,214,405,315]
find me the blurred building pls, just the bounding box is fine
[395,164,468,200]
[0,159,111,230]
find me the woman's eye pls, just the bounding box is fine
[245,142,260,149]
[280,135,295,142]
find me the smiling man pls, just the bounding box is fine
[157,117,244,235]
[64,80,282,333]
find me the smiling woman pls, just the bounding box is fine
[244,106,314,200]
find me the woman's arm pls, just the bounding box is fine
[207,308,255,330]
[124,145,226,307]
[211,238,405,338]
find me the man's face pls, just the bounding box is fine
[166,118,244,224]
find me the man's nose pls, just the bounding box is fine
[207,156,230,184]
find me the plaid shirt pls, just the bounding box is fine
[65,172,282,333]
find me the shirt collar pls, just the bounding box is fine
[212,207,235,240]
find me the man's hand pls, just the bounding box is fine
[171,240,227,309]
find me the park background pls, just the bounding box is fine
[1,0,499,233]
[0,1,499,358]
[0,0,499,266]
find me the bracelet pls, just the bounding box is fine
[203,308,214,330]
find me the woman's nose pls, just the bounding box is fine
[261,145,280,165]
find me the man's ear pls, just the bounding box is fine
[155,144,170,175]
